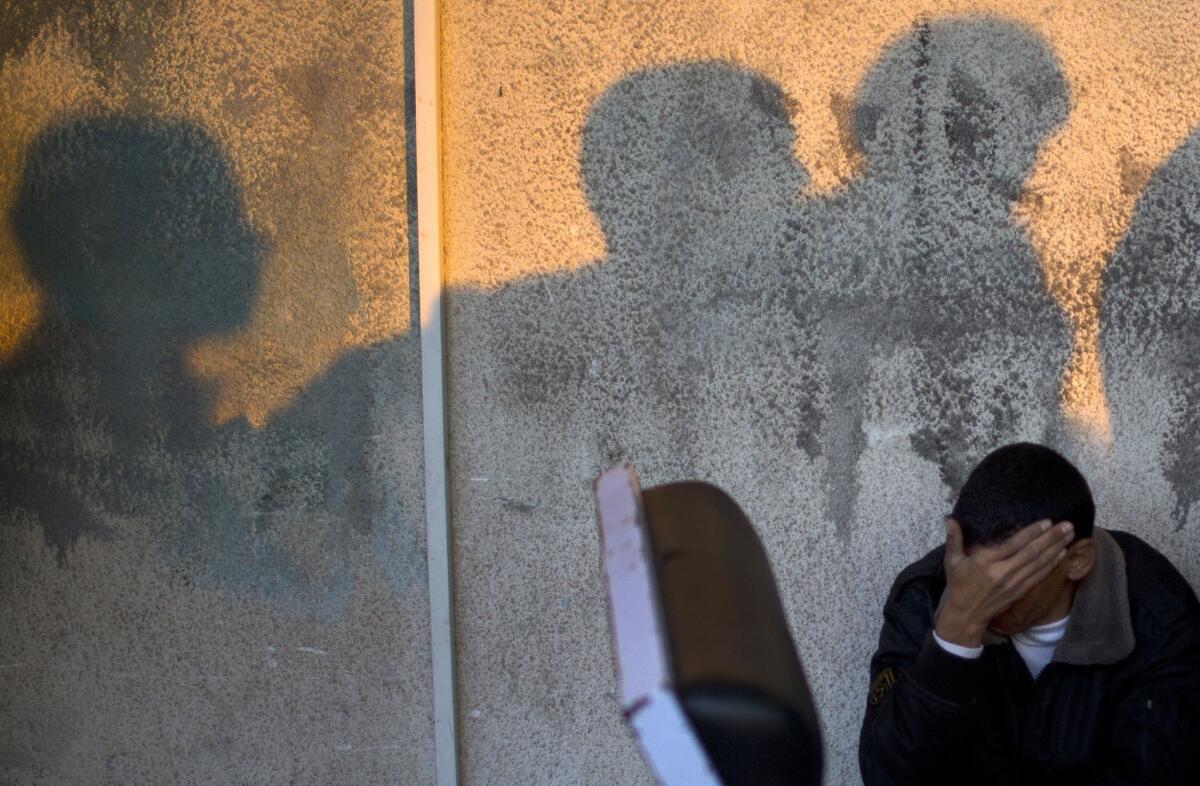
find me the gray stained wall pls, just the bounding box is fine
[4,3,1200,786]
[444,8,1200,786]
[0,2,433,784]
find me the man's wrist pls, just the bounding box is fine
[911,631,984,705]
[933,629,984,659]
[935,610,985,648]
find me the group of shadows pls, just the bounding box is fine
[495,15,1200,537]
[1,15,1199,604]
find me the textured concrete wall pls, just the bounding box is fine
[0,2,432,783]
[442,3,1200,785]
[8,1,1200,784]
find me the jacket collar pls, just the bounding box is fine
[979,527,1136,665]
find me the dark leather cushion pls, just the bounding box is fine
[642,481,823,785]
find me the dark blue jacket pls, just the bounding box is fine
[860,529,1200,785]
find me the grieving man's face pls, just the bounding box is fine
[986,565,1071,636]
[965,540,1076,637]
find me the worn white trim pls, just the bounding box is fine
[629,689,723,786]
[595,465,721,786]
[595,465,671,706]
[415,1,458,784]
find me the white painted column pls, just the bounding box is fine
[414,0,458,784]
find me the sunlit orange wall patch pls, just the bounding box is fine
[441,0,1200,443]
[1,1,409,429]
[3,2,1198,435]
[146,1,412,428]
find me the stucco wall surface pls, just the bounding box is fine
[441,3,1200,785]
[7,1,1200,784]
[0,1,433,783]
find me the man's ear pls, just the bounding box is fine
[1065,538,1095,581]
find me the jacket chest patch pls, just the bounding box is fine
[869,667,897,706]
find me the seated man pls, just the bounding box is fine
[860,443,1200,785]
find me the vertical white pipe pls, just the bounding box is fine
[414,1,458,784]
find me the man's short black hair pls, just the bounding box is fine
[951,443,1095,546]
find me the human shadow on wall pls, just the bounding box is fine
[813,16,1073,535]
[2,116,260,564]
[495,62,819,471]
[1,115,417,608]
[494,16,1072,541]
[1101,122,1200,530]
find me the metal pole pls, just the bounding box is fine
[414,0,458,783]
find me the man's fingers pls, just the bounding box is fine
[993,519,1054,559]
[1004,527,1072,590]
[1005,547,1068,600]
[997,521,1073,576]
[944,517,965,564]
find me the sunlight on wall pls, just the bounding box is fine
[0,1,409,429]
[2,1,1196,434]
[144,0,411,427]
[441,0,1200,441]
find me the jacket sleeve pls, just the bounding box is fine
[859,576,983,786]
[1093,615,1200,785]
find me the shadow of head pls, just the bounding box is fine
[10,115,263,344]
[851,15,1068,194]
[580,61,808,254]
